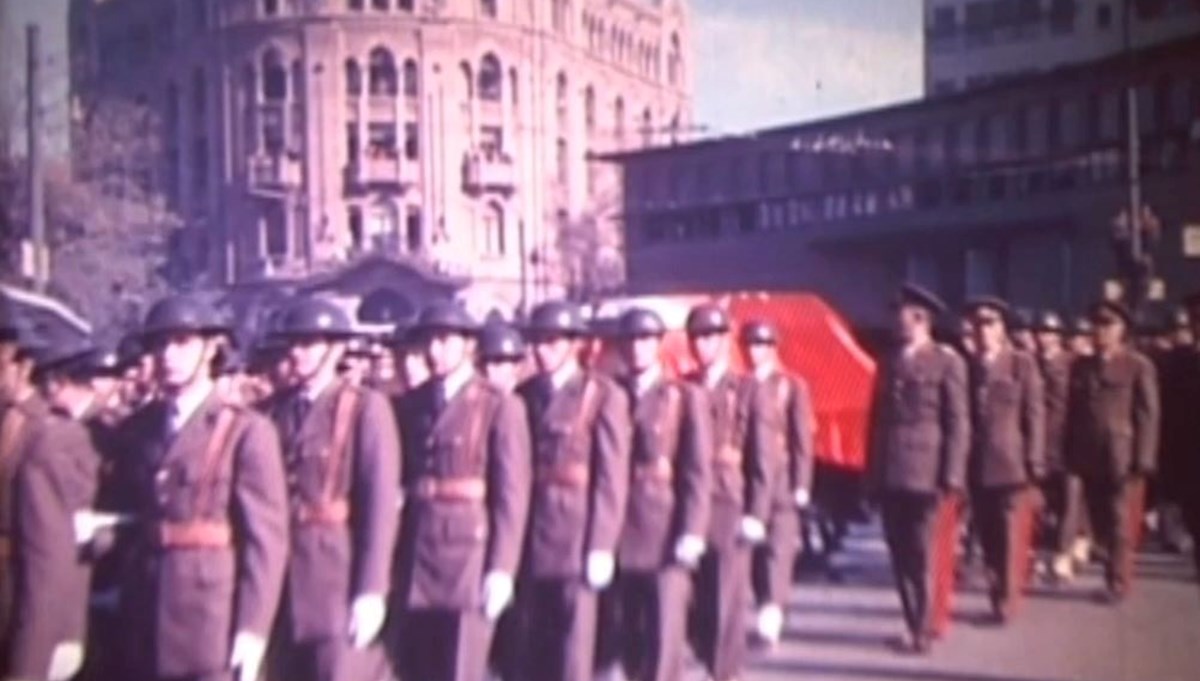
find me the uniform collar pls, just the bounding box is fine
[902,337,932,359]
[703,360,728,389]
[753,361,777,382]
[632,364,663,396]
[170,383,215,432]
[301,371,338,403]
[548,360,579,392]
[441,362,476,402]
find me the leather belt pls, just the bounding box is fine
[536,462,589,488]
[410,476,487,503]
[154,520,233,549]
[295,499,350,525]
[633,458,673,484]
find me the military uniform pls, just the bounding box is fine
[515,366,630,681]
[966,345,1045,618]
[261,298,402,681]
[868,289,969,649]
[1032,312,1083,570]
[1065,342,1160,597]
[391,303,531,681]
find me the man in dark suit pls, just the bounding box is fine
[682,304,768,680]
[963,297,1045,623]
[1032,311,1082,582]
[261,296,401,681]
[7,335,111,681]
[608,307,712,681]
[740,320,814,648]
[1064,300,1160,602]
[390,302,531,681]
[118,295,290,681]
[867,284,970,654]
[511,301,631,681]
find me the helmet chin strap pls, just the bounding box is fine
[296,340,341,388]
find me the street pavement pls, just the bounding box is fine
[744,525,1200,681]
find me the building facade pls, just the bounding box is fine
[925,0,1200,95]
[69,0,692,312]
[613,36,1200,330]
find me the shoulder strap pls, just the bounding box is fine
[196,406,240,516]
[575,375,599,439]
[322,385,362,502]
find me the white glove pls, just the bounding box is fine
[481,571,515,621]
[794,488,811,509]
[673,534,706,568]
[585,550,616,590]
[72,510,130,547]
[229,631,266,681]
[347,593,387,649]
[47,641,84,681]
[739,516,767,544]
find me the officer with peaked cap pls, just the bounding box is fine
[0,320,52,664]
[1031,311,1082,581]
[257,295,400,681]
[596,307,711,681]
[117,294,289,681]
[962,297,1045,623]
[681,304,767,680]
[477,323,527,394]
[506,300,630,681]
[1064,299,1159,602]
[736,319,814,648]
[389,301,531,681]
[867,284,969,654]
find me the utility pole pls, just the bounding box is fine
[26,24,47,292]
[1122,0,1146,312]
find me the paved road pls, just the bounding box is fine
[744,526,1200,681]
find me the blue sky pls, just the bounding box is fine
[1,0,925,152]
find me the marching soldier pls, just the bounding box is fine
[261,297,401,681]
[390,302,531,681]
[1152,307,1194,553]
[683,305,768,680]
[1,315,50,671]
[1032,311,1082,582]
[513,301,631,681]
[867,284,969,654]
[963,297,1045,623]
[118,295,289,681]
[605,307,711,681]
[7,334,109,681]
[739,320,814,648]
[1009,309,1036,354]
[1064,300,1160,602]
[1069,317,1095,358]
[478,323,527,393]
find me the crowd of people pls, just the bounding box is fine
[0,281,1197,681]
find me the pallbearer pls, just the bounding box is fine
[610,308,711,681]
[119,295,289,681]
[867,284,969,655]
[390,302,531,681]
[739,320,814,648]
[262,296,401,681]
[683,305,768,679]
[514,301,631,681]
[1064,300,1159,602]
[963,297,1045,623]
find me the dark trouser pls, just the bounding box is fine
[268,635,390,681]
[1039,473,1086,555]
[752,505,799,607]
[1182,501,1200,585]
[613,567,691,681]
[392,610,492,681]
[691,543,750,681]
[881,491,941,639]
[1081,476,1144,595]
[490,601,524,681]
[972,486,1026,615]
[518,578,599,681]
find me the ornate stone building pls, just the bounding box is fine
[69,0,692,312]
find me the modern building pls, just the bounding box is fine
[610,35,1200,331]
[68,0,692,314]
[925,0,1200,95]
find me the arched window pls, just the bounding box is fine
[668,33,682,86]
[583,85,595,132]
[262,48,286,100]
[403,59,419,98]
[345,59,362,97]
[368,47,398,96]
[478,53,502,101]
[482,202,505,256]
[481,0,498,18]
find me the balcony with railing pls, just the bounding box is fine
[462,149,516,194]
[246,153,302,196]
[344,151,418,191]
